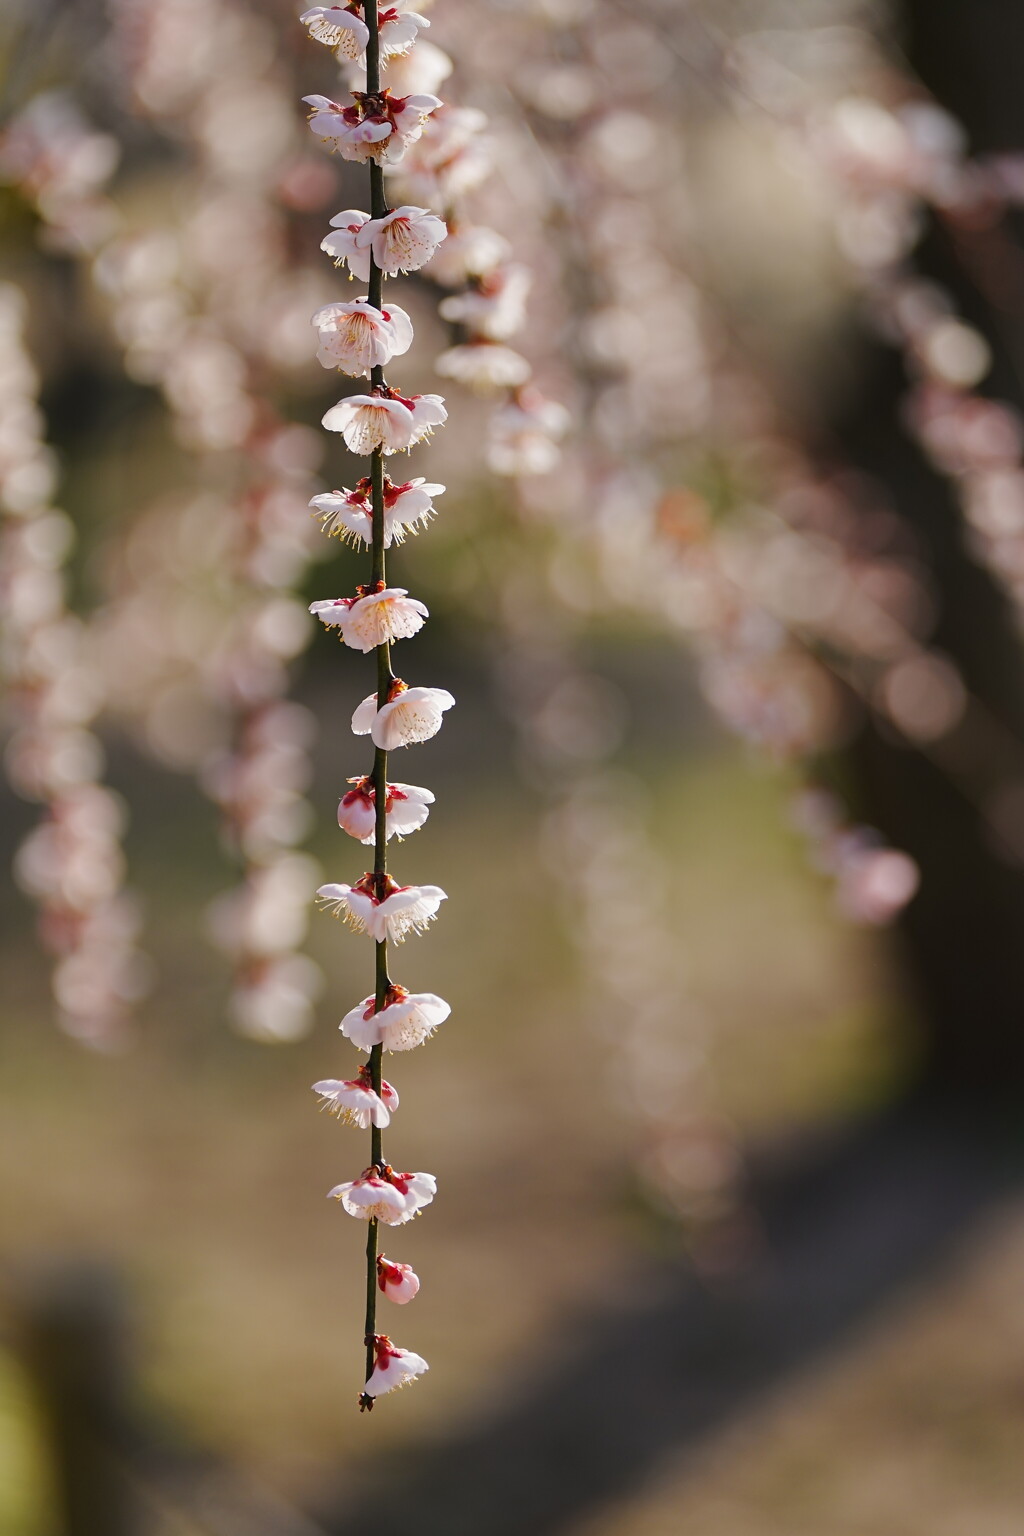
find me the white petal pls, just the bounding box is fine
[351,694,378,735]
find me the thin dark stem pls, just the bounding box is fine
[362,0,389,1399]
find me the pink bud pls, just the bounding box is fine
[377,1255,420,1304]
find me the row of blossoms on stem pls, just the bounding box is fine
[313,0,570,478]
[300,0,464,1409]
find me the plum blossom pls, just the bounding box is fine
[337,778,435,842]
[321,390,447,455]
[311,299,413,376]
[395,105,491,202]
[301,3,429,63]
[328,1166,437,1224]
[300,6,369,59]
[313,1065,398,1127]
[311,476,445,547]
[309,586,427,651]
[341,983,450,1051]
[425,223,510,287]
[439,264,531,341]
[435,342,531,392]
[355,206,448,275]
[304,91,441,165]
[363,1335,429,1397]
[352,680,455,749]
[317,872,447,941]
[377,1256,420,1303]
[487,389,571,477]
[320,209,372,282]
[374,5,431,61]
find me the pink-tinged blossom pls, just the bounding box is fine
[487,389,571,477]
[317,872,447,941]
[309,586,427,651]
[439,264,531,341]
[337,778,435,843]
[304,95,391,159]
[376,6,431,62]
[355,206,447,275]
[311,475,445,547]
[320,209,372,282]
[425,223,510,286]
[352,681,456,749]
[328,1166,437,1223]
[313,1064,398,1127]
[321,391,447,455]
[300,6,369,59]
[834,843,921,926]
[311,299,413,376]
[341,983,450,1051]
[304,91,441,165]
[364,1334,429,1396]
[395,105,491,202]
[377,1256,420,1303]
[363,1339,429,1400]
[436,342,531,392]
[301,3,428,62]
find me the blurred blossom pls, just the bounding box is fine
[791,787,920,927]
[834,842,921,927]
[0,93,120,251]
[878,652,968,743]
[0,284,147,1045]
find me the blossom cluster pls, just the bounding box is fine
[0,284,149,1047]
[300,0,462,1407]
[336,4,569,476]
[0,0,345,1042]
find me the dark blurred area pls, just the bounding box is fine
[5,1,1024,1533]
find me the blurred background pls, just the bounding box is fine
[6,0,1024,1531]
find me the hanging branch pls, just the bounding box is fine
[300,0,454,1409]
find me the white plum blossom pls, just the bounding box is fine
[321,391,447,455]
[328,1167,437,1224]
[376,6,431,62]
[301,3,429,64]
[364,1338,429,1396]
[377,1256,420,1304]
[425,223,510,286]
[364,1336,429,1396]
[394,105,491,201]
[305,95,391,159]
[435,342,531,392]
[384,92,444,158]
[311,476,445,548]
[337,778,435,842]
[300,6,369,59]
[320,209,372,282]
[309,587,427,651]
[311,299,413,376]
[356,206,447,275]
[304,91,441,165]
[487,389,570,477]
[317,873,447,941]
[313,1067,398,1127]
[439,264,531,341]
[341,984,450,1051]
[352,682,455,749]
